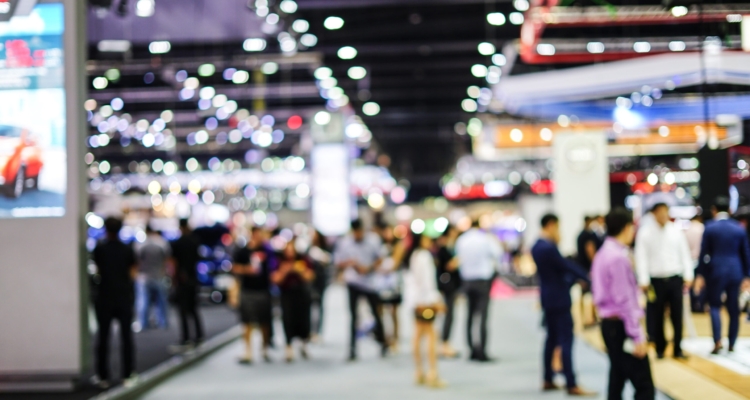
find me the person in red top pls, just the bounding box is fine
[272,240,315,362]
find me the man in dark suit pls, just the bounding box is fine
[531,214,596,397]
[696,197,750,354]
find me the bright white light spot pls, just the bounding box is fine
[300,34,318,47]
[314,111,332,125]
[148,180,161,195]
[346,124,364,138]
[348,66,367,80]
[669,41,686,52]
[363,102,380,116]
[659,126,670,137]
[86,213,105,229]
[136,0,155,17]
[233,70,250,84]
[337,46,357,60]
[93,77,108,90]
[492,54,507,66]
[314,67,332,80]
[199,87,216,100]
[558,115,570,127]
[111,98,124,111]
[434,217,449,233]
[367,193,385,210]
[411,219,426,234]
[98,161,111,174]
[587,42,605,54]
[296,183,310,198]
[671,6,688,17]
[633,42,651,53]
[142,133,155,147]
[727,14,742,23]
[324,16,344,30]
[471,64,488,78]
[664,172,676,185]
[509,12,524,25]
[243,38,267,52]
[540,128,553,141]
[261,62,279,75]
[266,13,280,25]
[487,12,506,26]
[467,85,481,98]
[510,128,523,143]
[195,130,209,144]
[184,77,200,90]
[537,43,555,56]
[462,99,478,113]
[478,42,496,56]
[647,173,659,186]
[148,41,171,54]
[292,19,309,33]
[279,0,298,13]
[513,0,530,11]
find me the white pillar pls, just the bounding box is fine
[552,133,610,255]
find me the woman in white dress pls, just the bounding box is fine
[408,233,446,388]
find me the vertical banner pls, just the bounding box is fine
[0,0,86,390]
[552,132,610,255]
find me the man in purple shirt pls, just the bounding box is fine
[591,208,655,400]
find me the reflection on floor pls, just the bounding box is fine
[139,285,669,400]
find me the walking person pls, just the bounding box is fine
[232,227,275,364]
[635,203,694,359]
[308,230,332,342]
[592,208,655,400]
[135,225,170,330]
[408,233,446,388]
[334,219,388,361]
[531,214,596,396]
[695,197,750,354]
[92,217,138,388]
[455,219,502,362]
[435,225,461,358]
[271,241,315,362]
[170,219,204,348]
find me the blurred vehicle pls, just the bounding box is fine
[0,125,43,198]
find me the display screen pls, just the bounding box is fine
[0,3,65,218]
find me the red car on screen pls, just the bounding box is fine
[0,125,43,198]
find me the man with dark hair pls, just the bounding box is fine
[592,208,655,400]
[171,219,204,348]
[531,213,594,396]
[634,203,693,359]
[436,225,461,358]
[455,218,503,362]
[334,218,388,361]
[695,196,750,354]
[92,217,138,388]
[576,216,600,273]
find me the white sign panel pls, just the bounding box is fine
[311,144,350,236]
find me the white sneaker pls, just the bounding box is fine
[90,375,109,390]
[123,373,139,388]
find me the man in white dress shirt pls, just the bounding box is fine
[455,220,503,362]
[635,203,694,359]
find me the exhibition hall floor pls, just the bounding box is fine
[138,285,669,400]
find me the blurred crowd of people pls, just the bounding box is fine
[88,194,750,397]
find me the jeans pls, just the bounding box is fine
[136,278,168,329]
[543,308,576,388]
[601,319,655,400]
[464,279,492,356]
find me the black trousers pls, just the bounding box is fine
[311,286,326,335]
[543,308,576,388]
[280,286,312,345]
[649,276,684,355]
[601,320,655,400]
[347,284,386,355]
[464,279,492,356]
[177,285,204,344]
[95,302,134,381]
[440,288,459,342]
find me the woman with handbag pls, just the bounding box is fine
[408,233,446,388]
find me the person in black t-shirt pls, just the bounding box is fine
[576,215,601,328]
[170,219,204,347]
[233,227,275,364]
[92,217,137,388]
[435,225,461,358]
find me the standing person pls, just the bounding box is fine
[308,230,332,342]
[592,208,655,400]
[455,219,502,362]
[92,217,138,388]
[135,225,170,330]
[577,216,601,327]
[634,203,694,359]
[435,225,461,358]
[334,219,388,361]
[695,197,750,354]
[232,227,275,364]
[685,215,706,313]
[531,214,596,396]
[375,223,406,352]
[170,219,204,348]
[408,233,446,388]
[272,240,315,362]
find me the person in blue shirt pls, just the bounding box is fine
[695,197,750,354]
[531,214,596,397]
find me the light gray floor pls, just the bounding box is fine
[140,285,668,400]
